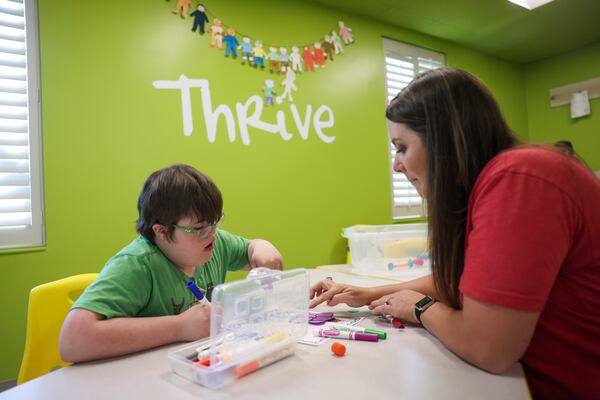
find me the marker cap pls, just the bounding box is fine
[364,328,387,340]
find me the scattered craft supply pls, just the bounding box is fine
[309,311,335,325]
[392,319,405,329]
[331,342,346,356]
[377,314,405,329]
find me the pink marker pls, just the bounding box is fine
[315,329,379,342]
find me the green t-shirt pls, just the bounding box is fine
[73,229,249,318]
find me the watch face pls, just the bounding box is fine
[416,296,433,309]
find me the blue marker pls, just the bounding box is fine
[187,280,210,305]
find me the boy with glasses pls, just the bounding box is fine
[59,164,283,362]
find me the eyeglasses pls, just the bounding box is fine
[172,213,225,239]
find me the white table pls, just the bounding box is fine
[1,268,530,399]
[317,262,433,282]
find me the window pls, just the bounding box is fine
[382,38,444,219]
[0,0,44,249]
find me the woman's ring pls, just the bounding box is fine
[384,298,391,306]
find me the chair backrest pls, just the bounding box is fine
[17,273,98,384]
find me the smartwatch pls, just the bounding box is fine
[414,295,436,323]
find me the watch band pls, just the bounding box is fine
[414,295,436,323]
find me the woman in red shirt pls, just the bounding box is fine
[310,68,600,399]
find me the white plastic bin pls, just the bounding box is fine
[342,223,429,277]
[168,268,308,389]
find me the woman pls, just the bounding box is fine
[310,68,599,399]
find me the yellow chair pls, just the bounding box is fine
[17,273,98,384]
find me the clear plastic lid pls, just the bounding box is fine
[205,267,309,368]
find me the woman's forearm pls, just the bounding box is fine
[419,297,538,374]
[370,274,438,300]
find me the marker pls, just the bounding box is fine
[220,332,287,362]
[315,329,379,342]
[195,357,211,366]
[187,280,210,305]
[392,319,405,329]
[330,324,387,340]
[196,339,223,355]
[195,332,262,359]
[234,338,296,378]
[379,314,405,329]
[198,332,287,363]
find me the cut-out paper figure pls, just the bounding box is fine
[313,42,326,68]
[190,5,209,34]
[266,47,280,74]
[263,79,276,106]
[331,30,344,54]
[172,0,192,18]
[208,19,224,48]
[338,21,354,45]
[279,47,289,73]
[323,35,335,61]
[239,37,253,64]
[280,69,297,102]
[223,28,239,58]
[253,40,267,69]
[303,45,315,72]
[290,46,303,73]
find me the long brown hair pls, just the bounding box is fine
[386,68,519,308]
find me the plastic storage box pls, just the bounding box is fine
[168,268,309,389]
[342,223,429,276]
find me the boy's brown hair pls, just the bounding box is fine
[136,164,223,243]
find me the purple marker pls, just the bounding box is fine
[314,329,379,342]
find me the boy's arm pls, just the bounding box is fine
[245,239,283,270]
[59,304,210,363]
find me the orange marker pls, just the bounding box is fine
[234,340,296,378]
[194,357,211,366]
[331,342,346,356]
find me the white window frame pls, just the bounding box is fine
[0,0,44,250]
[382,38,445,220]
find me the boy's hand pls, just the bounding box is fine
[247,239,283,270]
[177,303,211,342]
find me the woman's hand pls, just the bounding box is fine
[369,289,424,324]
[309,279,375,308]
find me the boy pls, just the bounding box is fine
[59,164,283,362]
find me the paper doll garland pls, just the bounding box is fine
[165,2,355,105]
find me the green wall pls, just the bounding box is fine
[0,0,527,380]
[525,42,600,170]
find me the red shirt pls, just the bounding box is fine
[459,147,600,399]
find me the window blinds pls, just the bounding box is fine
[0,0,43,249]
[382,38,444,219]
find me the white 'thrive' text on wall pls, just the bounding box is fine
[152,75,336,145]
